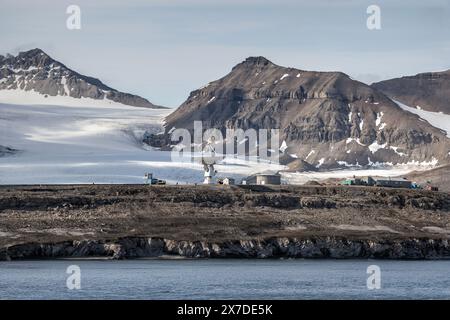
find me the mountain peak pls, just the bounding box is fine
[0,48,56,71]
[244,56,272,65]
[0,48,164,108]
[234,56,274,70]
[1,48,49,63]
[164,59,450,169]
[18,48,48,57]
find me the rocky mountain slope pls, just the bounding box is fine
[372,70,450,114]
[0,48,163,108]
[161,57,450,169]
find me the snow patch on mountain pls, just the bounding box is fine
[375,112,385,129]
[316,158,325,168]
[368,141,387,154]
[346,138,366,146]
[0,89,138,109]
[390,146,406,157]
[395,100,450,137]
[305,150,315,160]
[279,140,288,152]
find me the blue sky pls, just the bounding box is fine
[1,0,449,107]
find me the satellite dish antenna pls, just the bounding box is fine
[201,136,219,184]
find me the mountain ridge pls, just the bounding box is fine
[0,48,165,109]
[160,56,450,169]
[371,70,450,114]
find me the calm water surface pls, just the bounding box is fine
[0,259,449,299]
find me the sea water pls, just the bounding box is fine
[0,259,449,299]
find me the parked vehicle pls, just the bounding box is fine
[425,185,439,191]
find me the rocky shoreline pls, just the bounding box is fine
[2,237,450,261]
[1,184,449,261]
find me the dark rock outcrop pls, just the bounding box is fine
[2,237,450,260]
